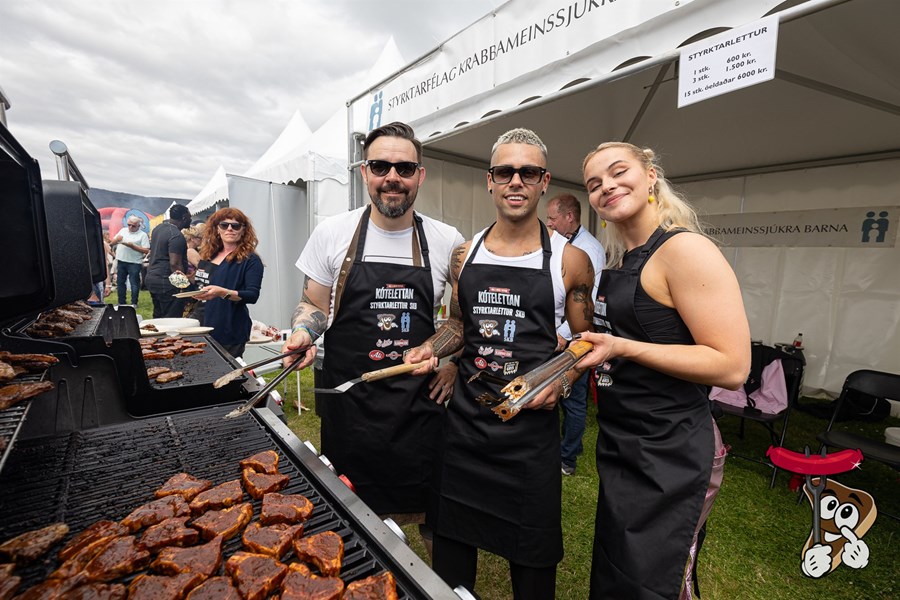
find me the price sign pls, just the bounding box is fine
[678,15,778,108]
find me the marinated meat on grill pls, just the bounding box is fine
[127,572,203,600]
[155,371,184,384]
[0,352,60,368]
[184,576,240,600]
[191,503,253,541]
[121,496,190,532]
[143,350,175,360]
[11,576,78,600]
[82,535,150,582]
[140,324,158,332]
[67,300,94,315]
[140,517,199,552]
[291,531,343,577]
[240,450,280,474]
[0,362,14,383]
[153,535,223,578]
[146,366,171,380]
[24,321,74,337]
[241,523,303,559]
[242,468,289,500]
[0,381,55,411]
[63,582,127,600]
[343,571,398,600]
[280,562,344,600]
[0,522,69,563]
[180,348,205,357]
[259,493,314,526]
[0,563,20,600]
[58,520,129,562]
[44,308,91,324]
[189,479,243,514]
[155,473,214,502]
[224,551,288,600]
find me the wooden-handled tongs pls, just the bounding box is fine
[214,347,309,389]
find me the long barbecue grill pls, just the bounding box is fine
[0,121,463,598]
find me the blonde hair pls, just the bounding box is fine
[582,142,707,268]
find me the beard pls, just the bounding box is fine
[371,182,416,218]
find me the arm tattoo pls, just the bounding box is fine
[429,321,463,357]
[291,277,328,335]
[572,282,593,322]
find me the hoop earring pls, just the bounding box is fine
[489,188,492,193]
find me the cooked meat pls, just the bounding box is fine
[183,342,207,348]
[121,495,190,532]
[184,575,241,600]
[0,564,12,577]
[0,437,6,453]
[0,381,55,411]
[280,562,344,600]
[241,522,303,559]
[0,362,14,383]
[191,503,253,541]
[11,576,79,600]
[343,571,398,600]
[140,517,199,552]
[51,536,123,580]
[24,321,74,337]
[189,479,243,514]
[66,301,95,315]
[0,563,20,600]
[45,308,91,324]
[153,346,180,354]
[180,348,205,357]
[62,582,127,600]
[58,520,129,562]
[0,352,60,368]
[240,450,280,474]
[140,324,159,332]
[143,350,175,360]
[260,493,314,526]
[0,522,69,563]
[146,366,172,380]
[153,535,223,578]
[11,366,26,377]
[291,531,343,577]
[82,535,150,582]
[155,473,214,502]
[242,468,289,500]
[155,371,184,384]
[224,551,288,600]
[127,572,204,600]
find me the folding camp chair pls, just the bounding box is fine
[711,343,805,488]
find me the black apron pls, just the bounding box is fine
[430,222,562,568]
[589,228,714,599]
[320,207,440,514]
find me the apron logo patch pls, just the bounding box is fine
[503,361,519,375]
[369,350,385,361]
[503,319,517,342]
[488,361,503,372]
[400,311,411,333]
[384,351,403,360]
[479,319,500,338]
[376,338,392,348]
[376,314,398,331]
[596,300,608,317]
[478,346,494,356]
[597,373,613,386]
[495,348,512,358]
[394,339,409,347]
[474,357,488,369]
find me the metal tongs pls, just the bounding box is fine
[223,358,305,419]
[485,340,593,421]
[214,346,309,389]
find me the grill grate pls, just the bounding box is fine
[146,336,246,389]
[0,405,425,598]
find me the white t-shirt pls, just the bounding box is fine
[115,228,150,264]
[557,226,605,340]
[463,226,568,328]
[296,206,465,325]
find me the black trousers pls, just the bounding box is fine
[432,534,556,600]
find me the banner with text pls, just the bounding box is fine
[359,0,694,131]
[703,207,899,248]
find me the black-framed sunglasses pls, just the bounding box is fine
[365,159,420,178]
[127,222,140,227]
[218,221,244,231]
[488,165,547,185]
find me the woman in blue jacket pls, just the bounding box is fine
[193,208,264,358]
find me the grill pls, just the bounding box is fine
[0,404,455,598]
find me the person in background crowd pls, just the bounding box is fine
[181,223,205,319]
[192,208,263,359]
[546,192,606,476]
[576,142,750,600]
[282,122,464,555]
[405,128,595,599]
[144,204,192,317]
[111,215,150,306]
[88,236,114,304]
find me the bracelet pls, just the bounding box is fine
[292,324,320,343]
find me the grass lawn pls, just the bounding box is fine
[125,296,897,598]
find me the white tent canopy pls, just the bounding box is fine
[349,0,900,394]
[244,110,313,180]
[186,164,228,214]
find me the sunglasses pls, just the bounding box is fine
[365,160,420,178]
[218,221,244,231]
[488,165,547,185]
[127,222,140,227]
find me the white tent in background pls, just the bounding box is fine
[243,109,313,181]
[186,165,229,215]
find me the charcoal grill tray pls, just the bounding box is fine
[0,404,455,599]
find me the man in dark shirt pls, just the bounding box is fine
[145,204,192,318]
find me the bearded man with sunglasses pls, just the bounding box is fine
[283,122,464,551]
[405,128,595,599]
